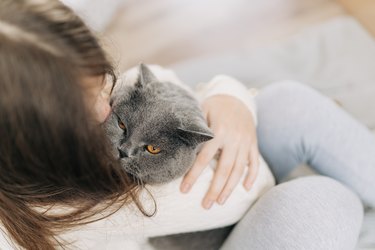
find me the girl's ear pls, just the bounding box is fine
[136,63,158,88]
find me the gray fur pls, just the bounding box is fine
[103,64,213,185]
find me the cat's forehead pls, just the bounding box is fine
[113,94,179,127]
[115,82,176,109]
[127,114,181,145]
[111,79,197,131]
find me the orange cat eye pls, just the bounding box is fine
[146,145,161,154]
[118,120,126,130]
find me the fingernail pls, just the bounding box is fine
[181,183,191,193]
[218,195,227,205]
[203,200,213,209]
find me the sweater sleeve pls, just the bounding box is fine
[57,159,275,249]
[195,75,258,126]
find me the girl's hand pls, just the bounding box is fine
[180,95,259,209]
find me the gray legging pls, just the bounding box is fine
[221,81,375,250]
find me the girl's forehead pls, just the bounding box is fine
[82,75,106,89]
[82,75,114,98]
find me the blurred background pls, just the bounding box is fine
[62,0,373,70]
[104,0,345,70]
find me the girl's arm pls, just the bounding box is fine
[59,156,274,243]
[195,75,258,125]
[182,75,262,208]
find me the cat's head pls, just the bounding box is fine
[103,64,213,185]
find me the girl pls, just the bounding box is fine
[0,0,372,249]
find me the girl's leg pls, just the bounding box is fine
[256,81,375,208]
[221,176,363,250]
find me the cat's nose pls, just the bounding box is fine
[118,148,129,158]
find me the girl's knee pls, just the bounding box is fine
[277,176,363,214]
[277,176,363,216]
[271,176,363,248]
[222,176,363,250]
[250,176,364,249]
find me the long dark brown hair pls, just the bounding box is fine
[0,0,144,249]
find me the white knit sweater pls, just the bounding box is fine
[0,66,275,250]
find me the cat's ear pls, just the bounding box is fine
[177,124,214,146]
[136,63,158,88]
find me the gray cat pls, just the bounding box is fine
[103,64,233,250]
[103,64,213,185]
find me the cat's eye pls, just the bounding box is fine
[146,145,161,154]
[118,120,126,130]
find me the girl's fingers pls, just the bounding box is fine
[180,138,220,193]
[243,145,260,190]
[216,147,248,205]
[202,145,237,209]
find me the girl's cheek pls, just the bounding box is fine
[93,93,111,123]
